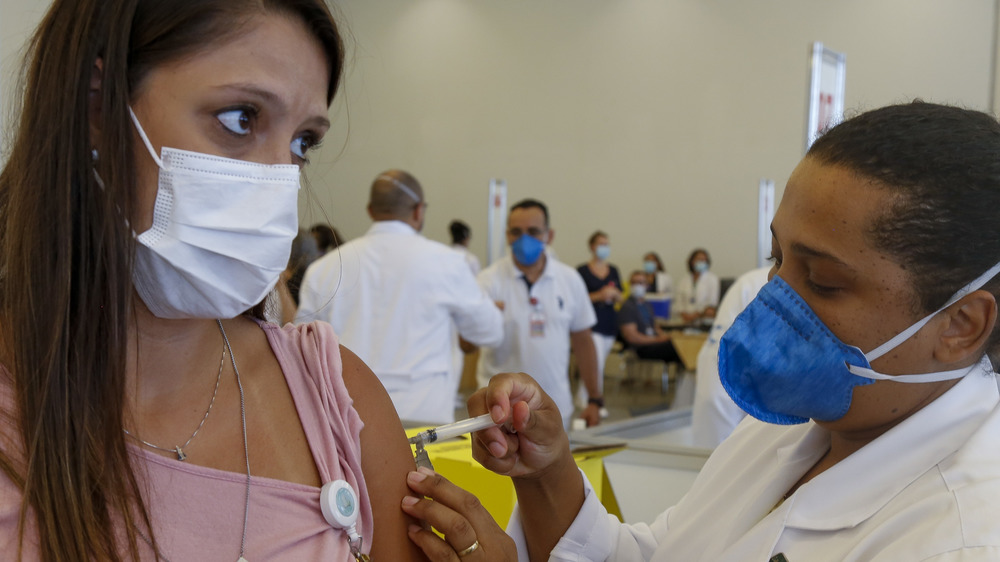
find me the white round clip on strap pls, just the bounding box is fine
[320,480,370,561]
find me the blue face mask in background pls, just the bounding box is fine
[512,234,545,266]
[643,260,657,274]
[718,263,1000,425]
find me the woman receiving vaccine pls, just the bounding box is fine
[403,102,1000,560]
[0,1,422,559]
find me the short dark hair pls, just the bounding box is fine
[310,223,339,252]
[808,101,1000,359]
[510,198,549,227]
[449,220,471,244]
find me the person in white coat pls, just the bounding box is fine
[675,248,721,323]
[691,265,771,448]
[295,170,503,424]
[400,102,1000,561]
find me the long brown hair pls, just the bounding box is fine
[0,1,343,559]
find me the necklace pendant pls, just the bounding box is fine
[175,446,187,461]
[237,557,249,562]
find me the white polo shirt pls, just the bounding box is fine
[476,252,596,428]
[295,221,503,424]
[509,356,1000,560]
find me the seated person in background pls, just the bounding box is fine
[691,265,771,448]
[642,251,674,295]
[618,271,682,365]
[676,248,720,323]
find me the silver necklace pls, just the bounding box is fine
[137,319,252,562]
[124,327,225,461]
[219,319,253,562]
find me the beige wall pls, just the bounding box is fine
[0,0,47,153]
[3,1,997,279]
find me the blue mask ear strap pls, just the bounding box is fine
[865,260,1000,362]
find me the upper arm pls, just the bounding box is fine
[569,274,597,331]
[619,322,642,345]
[448,262,503,345]
[340,346,425,560]
[570,328,592,347]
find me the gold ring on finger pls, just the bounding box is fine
[457,539,480,557]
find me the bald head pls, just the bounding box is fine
[368,170,424,220]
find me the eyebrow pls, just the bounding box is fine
[215,83,331,129]
[770,224,853,268]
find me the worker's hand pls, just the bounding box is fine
[466,372,572,481]
[581,403,600,427]
[403,467,517,561]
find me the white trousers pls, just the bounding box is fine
[577,332,615,408]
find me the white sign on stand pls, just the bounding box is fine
[757,178,775,268]
[486,179,508,266]
[806,41,846,151]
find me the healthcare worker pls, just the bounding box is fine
[0,1,423,559]
[401,102,1000,560]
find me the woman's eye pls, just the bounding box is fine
[290,134,320,161]
[216,108,253,135]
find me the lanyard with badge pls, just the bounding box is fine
[529,296,546,337]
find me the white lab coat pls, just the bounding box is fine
[510,357,1000,560]
[295,221,503,424]
[691,266,771,448]
[476,253,596,428]
[675,271,720,316]
[452,243,481,276]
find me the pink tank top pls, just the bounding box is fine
[0,321,373,560]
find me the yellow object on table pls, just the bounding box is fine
[405,428,624,528]
[669,331,708,371]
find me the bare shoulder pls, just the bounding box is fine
[340,347,426,560]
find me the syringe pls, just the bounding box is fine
[408,413,500,446]
[408,414,501,471]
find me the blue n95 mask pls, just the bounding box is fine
[511,234,545,266]
[719,261,1000,425]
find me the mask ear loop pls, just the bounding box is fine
[863,260,1000,363]
[128,107,166,170]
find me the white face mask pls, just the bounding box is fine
[129,108,301,319]
[631,284,647,300]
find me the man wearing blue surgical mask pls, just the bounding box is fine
[476,199,603,428]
